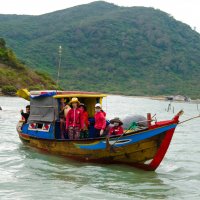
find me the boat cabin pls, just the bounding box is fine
[18,90,107,140]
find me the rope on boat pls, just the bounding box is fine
[109,122,139,151]
[109,119,154,151]
[178,114,200,124]
[108,110,198,151]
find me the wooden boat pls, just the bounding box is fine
[16,89,183,171]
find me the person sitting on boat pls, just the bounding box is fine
[79,103,89,138]
[94,103,106,137]
[20,105,30,123]
[66,97,84,140]
[109,117,124,136]
[59,98,71,139]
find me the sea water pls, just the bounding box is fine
[0,96,199,200]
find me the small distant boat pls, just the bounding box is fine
[165,95,191,102]
[16,89,183,171]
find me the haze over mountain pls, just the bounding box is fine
[0,1,199,98]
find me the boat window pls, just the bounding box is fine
[37,123,43,129]
[28,123,51,132]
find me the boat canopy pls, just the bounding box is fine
[28,96,58,123]
[54,91,107,118]
[17,89,107,118]
[16,89,30,101]
[53,91,107,98]
[17,89,106,100]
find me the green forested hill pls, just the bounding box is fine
[0,1,200,98]
[0,38,57,95]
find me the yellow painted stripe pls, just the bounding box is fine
[74,141,100,147]
[54,94,107,98]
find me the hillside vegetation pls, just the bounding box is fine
[0,1,199,98]
[0,38,57,95]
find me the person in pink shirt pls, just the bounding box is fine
[94,103,106,137]
[109,117,124,136]
[66,97,84,140]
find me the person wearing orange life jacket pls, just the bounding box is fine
[94,103,106,137]
[109,117,124,136]
[66,97,84,140]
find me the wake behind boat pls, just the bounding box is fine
[16,89,183,171]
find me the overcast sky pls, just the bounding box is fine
[0,0,199,32]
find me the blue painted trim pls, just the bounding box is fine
[22,124,29,134]
[25,124,55,139]
[76,124,177,150]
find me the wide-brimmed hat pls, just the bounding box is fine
[110,117,123,125]
[95,103,102,108]
[69,97,80,105]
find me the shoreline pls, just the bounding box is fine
[1,92,199,103]
[107,93,200,102]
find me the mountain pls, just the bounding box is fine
[0,38,57,95]
[0,1,200,98]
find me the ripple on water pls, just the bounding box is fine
[0,96,200,200]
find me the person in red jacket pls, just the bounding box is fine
[79,103,89,130]
[109,117,124,136]
[94,103,106,137]
[79,103,89,138]
[66,97,84,140]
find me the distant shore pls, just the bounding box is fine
[1,91,199,103]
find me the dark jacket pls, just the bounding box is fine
[21,111,30,123]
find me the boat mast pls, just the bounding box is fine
[56,45,62,86]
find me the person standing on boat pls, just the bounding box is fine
[79,103,89,138]
[59,98,71,139]
[94,103,106,137]
[20,105,30,123]
[66,97,84,140]
[109,117,124,136]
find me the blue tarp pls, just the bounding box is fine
[30,92,57,99]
